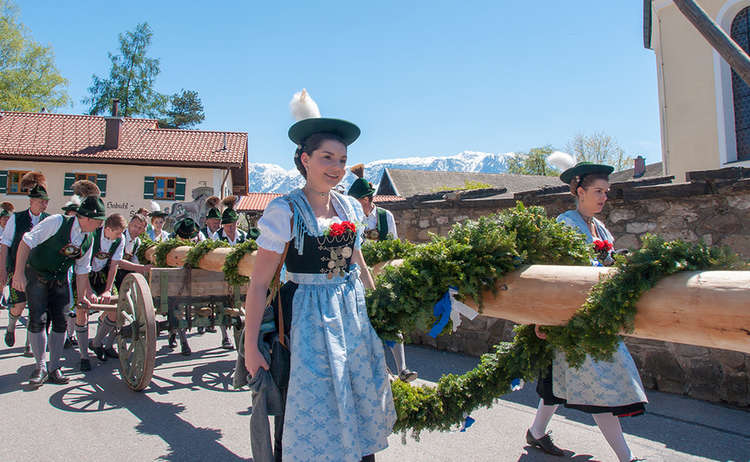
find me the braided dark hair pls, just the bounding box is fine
[294,132,347,178]
[570,172,610,197]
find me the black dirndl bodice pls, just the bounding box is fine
[284,229,355,278]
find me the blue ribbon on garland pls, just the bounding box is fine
[459,414,475,432]
[385,340,396,348]
[428,288,454,338]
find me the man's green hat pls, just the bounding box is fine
[206,207,221,219]
[61,202,79,213]
[173,217,200,239]
[77,196,107,220]
[288,118,360,146]
[560,162,614,185]
[221,208,239,225]
[28,184,50,200]
[0,210,10,219]
[347,178,375,199]
[247,227,260,240]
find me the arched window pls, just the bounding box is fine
[731,7,750,160]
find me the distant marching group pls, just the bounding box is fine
[0,171,264,387]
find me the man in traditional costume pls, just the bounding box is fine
[212,196,253,244]
[113,213,152,291]
[61,197,81,349]
[201,196,222,240]
[347,166,418,383]
[148,201,170,242]
[0,202,15,309]
[1,172,50,357]
[11,191,105,386]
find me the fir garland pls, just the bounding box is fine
[361,238,416,265]
[184,239,230,268]
[363,203,743,435]
[153,238,193,267]
[223,239,259,286]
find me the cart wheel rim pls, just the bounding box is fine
[116,273,156,391]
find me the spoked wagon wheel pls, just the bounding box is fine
[116,273,156,391]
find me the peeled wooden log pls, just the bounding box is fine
[145,246,258,276]
[371,262,750,354]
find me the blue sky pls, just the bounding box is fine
[17,1,661,169]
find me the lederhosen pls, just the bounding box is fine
[6,210,50,305]
[25,216,93,333]
[88,227,122,295]
[216,228,247,245]
[365,207,390,242]
[115,231,140,291]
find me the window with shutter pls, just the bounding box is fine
[175,178,187,201]
[63,173,75,196]
[96,174,107,198]
[7,171,30,195]
[0,171,7,194]
[732,7,750,161]
[144,176,155,199]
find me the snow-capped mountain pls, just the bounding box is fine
[247,151,514,194]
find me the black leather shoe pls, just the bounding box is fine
[4,330,14,347]
[180,341,191,356]
[168,332,177,349]
[89,341,106,361]
[221,338,234,350]
[197,326,205,334]
[29,367,48,387]
[80,358,92,371]
[23,344,33,357]
[70,337,78,347]
[64,337,72,349]
[526,429,565,456]
[104,347,119,359]
[48,368,70,385]
[398,368,418,382]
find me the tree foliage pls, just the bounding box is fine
[0,0,69,111]
[505,145,560,176]
[158,89,205,129]
[566,132,633,171]
[83,22,167,118]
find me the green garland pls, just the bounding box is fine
[361,238,416,265]
[136,236,156,264]
[363,203,743,435]
[184,239,230,268]
[153,238,193,267]
[223,239,259,286]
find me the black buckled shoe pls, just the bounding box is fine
[64,337,73,349]
[29,367,48,387]
[4,330,14,347]
[104,347,119,359]
[80,358,92,372]
[180,341,191,356]
[398,368,418,383]
[526,429,565,456]
[89,341,107,361]
[48,368,70,385]
[221,338,234,350]
[168,332,177,349]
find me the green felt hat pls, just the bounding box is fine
[0,210,10,219]
[288,118,361,146]
[28,184,49,200]
[221,208,239,225]
[206,207,221,219]
[173,218,200,239]
[560,162,614,185]
[149,210,168,219]
[61,203,79,213]
[347,178,375,199]
[77,196,106,220]
[247,227,260,240]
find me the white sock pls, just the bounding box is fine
[390,342,407,372]
[530,399,558,439]
[7,313,19,333]
[592,413,633,462]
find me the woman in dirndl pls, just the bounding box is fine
[243,91,395,462]
[526,159,647,462]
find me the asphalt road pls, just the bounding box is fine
[0,313,747,462]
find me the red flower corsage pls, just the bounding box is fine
[324,220,356,237]
[593,240,613,252]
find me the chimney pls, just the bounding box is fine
[633,155,646,178]
[104,98,123,149]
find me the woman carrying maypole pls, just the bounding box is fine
[525,152,647,462]
[243,89,395,461]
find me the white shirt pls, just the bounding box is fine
[122,228,141,264]
[364,206,398,239]
[90,230,125,273]
[211,229,246,246]
[1,209,44,247]
[22,215,93,274]
[148,228,170,242]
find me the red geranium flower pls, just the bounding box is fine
[341,221,356,233]
[329,223,344,236]
[593,240,613,252]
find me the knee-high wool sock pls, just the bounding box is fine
[28,331,47,369]
[390,342,407,372]
[592,413,633,462]
[104,322,118,349]
[530,399,559,439]
[66,315,76,338]
[76,324,90,360]
[220,325,229,341]
[7,312,19,333]
[93,316,115,348]
[47,331,66,371]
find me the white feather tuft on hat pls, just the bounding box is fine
[289,88,321,121]
[548,151,576,171]
[150,200,161,212]
[67,195,82,207]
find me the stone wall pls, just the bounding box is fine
[380,169,750,407]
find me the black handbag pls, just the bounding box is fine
[266,241,292,393]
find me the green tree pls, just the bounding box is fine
[158,89,205,129]
[505,146,560,176]
[83,22,166,117]
[565,132,633,171]
[0,0,69,111]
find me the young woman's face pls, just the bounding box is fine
[577,178,610,214]
[301,139,347,190]
[152,217,165,229]
[0,216,9,227]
